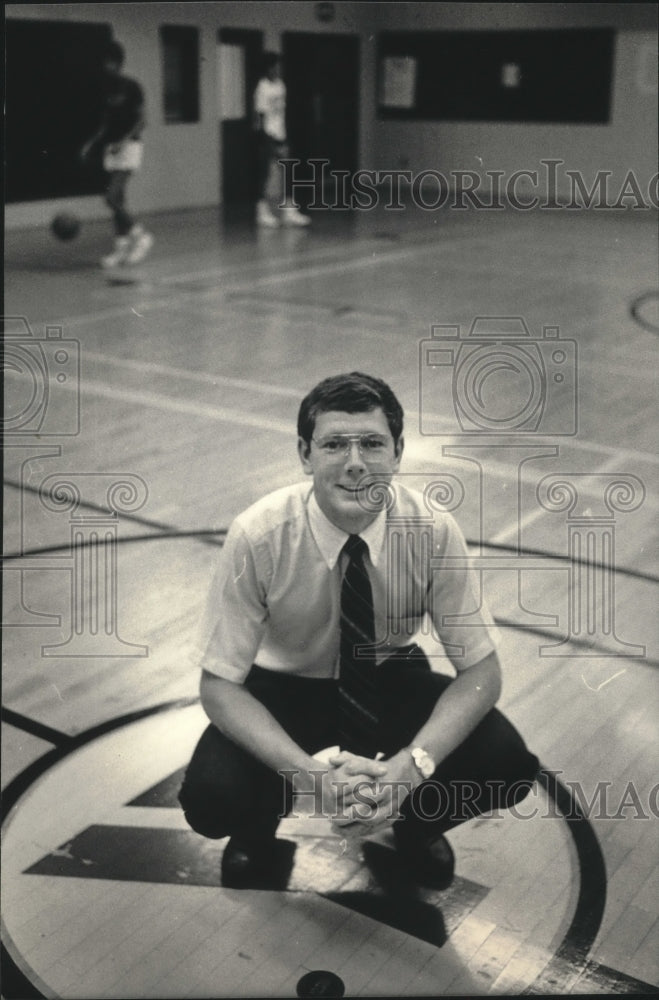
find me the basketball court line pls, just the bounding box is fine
[4,699,655,997]
[2,706,71,748]
[4,543,656,665]
[412,418,659,465]
[7,339,644,475]
[3,493,656,667]
[140,222,478,287]
[490,452,642,544]
[81,349,303,399]
[12,222,654,470]
[630,290,659,335]
[2,527,227,562]
[149,244,372,287]
[43,236,446,331]
[7,367,658,514]
[68,346,659,468]
[6,470,658,609]
[73,378,293,433]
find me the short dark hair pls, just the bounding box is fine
[261,51,281,75]
[297,372,404,444]
[103,40,125,67]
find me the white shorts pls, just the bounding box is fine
[103,140,144,172]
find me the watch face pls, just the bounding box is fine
[420,757,434,778]
[413,748,435,779]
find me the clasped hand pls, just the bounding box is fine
[322,749,417,837]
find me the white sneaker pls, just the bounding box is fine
[125,228,154,264]
[256,200,279,228]
[281,206,311,227]
[100,236,131,268]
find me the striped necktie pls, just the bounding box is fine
[337,534,379,758]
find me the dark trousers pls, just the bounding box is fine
[105,170,134,235]
[178,647,539,845]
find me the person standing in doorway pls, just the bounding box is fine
[80,39,154,267]
[253,52,310,229]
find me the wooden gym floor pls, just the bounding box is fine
[2,199,658,997]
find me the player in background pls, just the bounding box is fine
[253,52,310,229]
[80,39,154,267]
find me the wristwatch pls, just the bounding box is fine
[410,746,436,780]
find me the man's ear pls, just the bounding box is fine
[298,436,313,475]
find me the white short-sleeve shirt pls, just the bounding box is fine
[254,77,286,141]
[195,481,499,683]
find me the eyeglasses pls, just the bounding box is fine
[311,433,392,460]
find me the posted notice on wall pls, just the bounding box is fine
[380,55,417,109]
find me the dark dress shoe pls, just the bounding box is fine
[220,836,277,888]
[394,830,456,890]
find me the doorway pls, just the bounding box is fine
[282,33,360,208]
[217,28,263,211]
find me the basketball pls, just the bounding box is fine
[51,213,81,241]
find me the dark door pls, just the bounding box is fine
[282,33,360,208]
[218,28,263,210]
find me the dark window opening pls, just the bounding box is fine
[377,28,615,124]
[5,19,113,202]
[160,25,200,123]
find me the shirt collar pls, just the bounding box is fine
[308,490,387,569]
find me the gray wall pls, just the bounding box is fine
[365,3,658,203]
[5,1,372,227]
[6,2,657,228]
